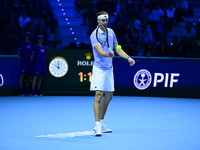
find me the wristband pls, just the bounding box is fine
[127,57,130,60]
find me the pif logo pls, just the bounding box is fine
[0,74,4,86]
[133,69,180,90]
[133,69,152,90]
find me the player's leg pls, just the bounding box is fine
[100,91,113,119]
[100,91,113,133]
[93,90,103,136]
[94,90,104,121]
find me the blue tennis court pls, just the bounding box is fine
[0,96,200,150]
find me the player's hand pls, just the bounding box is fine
[108,51,115,57]
[128,57,135,66]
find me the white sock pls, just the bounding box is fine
[96,121,101,126]
[100,119,104,125]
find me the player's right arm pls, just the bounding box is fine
[95,45,114,57]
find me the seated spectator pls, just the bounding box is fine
[195,22,200,46]
[5,19,20,54]
[124,21,140,55]
[107,0,118,16]
[138,22,154,55]
[96,0,108,13]
[141,0,160,13]
[180,22,196,48]
[155,41,170,57]
[142,41,155,56]
[160,36,168,46]
[117,2,131,18]
[3,10,18,25]
[125,21,139,44]
[0,12,6,54]
[176,0,188,21]
[140,17,150,29]
[31,11,44,30]
[38,0,52,22]
[139,0,151,10]
[27,3,36,18]
[50,29,62,49]
[0,1,11,20]
[10,0,22,19]
[9,0,21,7]
[113,21,126,44]
[150,4,164,28]
[169,35,179,57]
[74,0,81,17]
[45,13,61,48]
[138,5,150,22]
[79,42,87,49]
[129,15,141,30]
[18,11,31,29]
[193,48,200,58]
[153,17,167,41]
[139,23,154,43]
[113,11,129,29]
[127,4,139,22]
[186,41,200,58]
[36,0,53,12]
[173,44,187,57]
[17,4,27,19]
[68,42,77,49]
[87,6,97,35]
[46,13,59,34]
[166,4,176,31]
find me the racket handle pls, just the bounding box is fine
[108,47,112,52]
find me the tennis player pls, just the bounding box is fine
[18,31,34,96]
[90,11,135,136]
[30,35,46,96]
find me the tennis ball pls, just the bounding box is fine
[116,45,121,50]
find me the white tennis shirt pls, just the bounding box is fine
[90,27,118,70]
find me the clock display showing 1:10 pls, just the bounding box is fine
[78,72,92,82]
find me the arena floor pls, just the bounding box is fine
[0,96,200,150]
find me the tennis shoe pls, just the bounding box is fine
[101,124,112,133]
[94,124,112,133]
[94,125,101,136]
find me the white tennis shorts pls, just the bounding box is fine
[90,65,114,92]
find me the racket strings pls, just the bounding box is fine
[96,25,110,48]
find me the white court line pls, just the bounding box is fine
[36,131,95,138]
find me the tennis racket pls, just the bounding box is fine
[96,24,112,52]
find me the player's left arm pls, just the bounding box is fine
[114,43,135,66]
